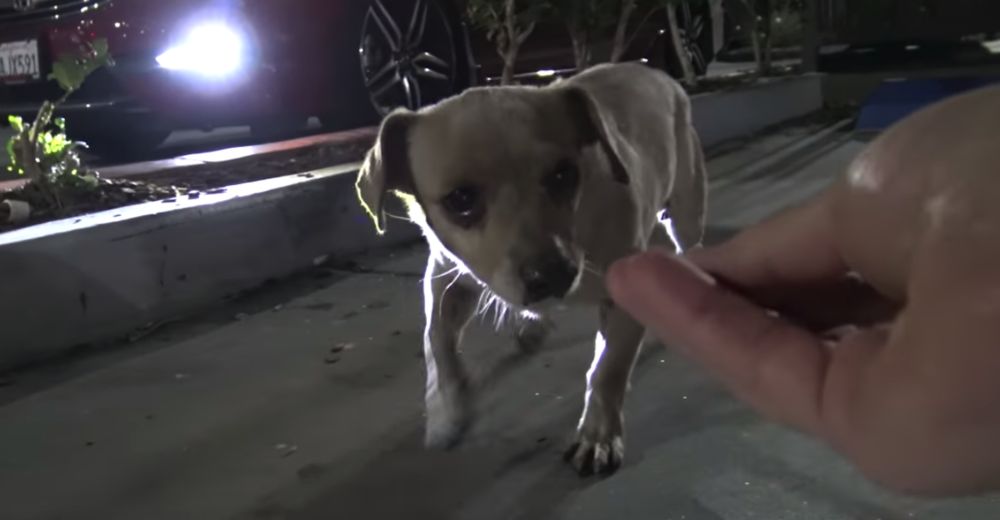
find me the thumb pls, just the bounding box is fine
[606,250,829,434]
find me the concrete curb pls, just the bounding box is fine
[693,73,824,149]
[0,164,419,371]
[0,73,825,371]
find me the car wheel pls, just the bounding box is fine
[677,1,716,76]
[357,0,466,117]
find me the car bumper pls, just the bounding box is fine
[0,97,148,121]
[1,61,285,129]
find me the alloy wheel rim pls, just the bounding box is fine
[360,0,457,115]
[679,2,708,72]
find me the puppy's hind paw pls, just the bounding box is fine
[425,415,471,450]
[424,388,474,450]
[564,434,625,476]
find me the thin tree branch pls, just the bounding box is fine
[621,6,661,61]
[516,20,537,46]
[611,0,638,62]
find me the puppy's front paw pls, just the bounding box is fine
[424,383,473,450]
[564,401,625,476]
[514,317,553,354]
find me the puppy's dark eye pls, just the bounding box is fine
[543,161,580,202]
[441,185,484,227]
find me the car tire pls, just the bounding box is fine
[684,1,717,75]
[354,0,472,119]
[664,1,717,78]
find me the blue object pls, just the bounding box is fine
[856,77,1000,131]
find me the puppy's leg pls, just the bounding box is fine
[650,219,680,254]
[668,161,707,251]
[670,98,709,250]
[566,301,644,475]
[670,185,706,251]
[422,254,478,449]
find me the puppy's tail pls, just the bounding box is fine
[668,95,708,250]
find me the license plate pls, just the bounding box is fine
[0,40,41,84]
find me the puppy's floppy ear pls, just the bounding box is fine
[356,108,417,234]
[562,86,632,185]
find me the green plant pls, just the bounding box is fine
[610,0,677,63]
[552,0,703,85]
[466,0,551,85]
[770,6,803,48]
[737,0,802,75]
[551,0,618,70]
[5,38,112,208]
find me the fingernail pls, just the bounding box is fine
[606,252,716,311]
[606,253,718,347]
[673,255,717,287]
[631,250,718,288]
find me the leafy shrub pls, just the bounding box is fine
[5,38,112,209]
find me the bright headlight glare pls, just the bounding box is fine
[156,22,246,77]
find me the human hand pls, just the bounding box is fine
[607,189,1000,497]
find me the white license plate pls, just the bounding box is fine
[0,40,41,84]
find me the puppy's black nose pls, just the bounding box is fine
[521,259,578,304]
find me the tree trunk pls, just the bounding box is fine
[501,48,518,85]
[496,0,536,85]
[756,0,773,75]
[610,0,637,63]
[740,0,765,76]
[800,0,820,71]
[666,4,696,85]
[569,26,591,71]
[501,0,518,84]
[750,22,762,72]
[763,38,773,74]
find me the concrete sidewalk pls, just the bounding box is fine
[1,124,997,520]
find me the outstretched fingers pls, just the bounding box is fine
[608,251,845,436]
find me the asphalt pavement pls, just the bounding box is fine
[3,121,997,520]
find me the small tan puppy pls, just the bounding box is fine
[356,62,707,474]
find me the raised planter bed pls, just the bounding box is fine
[694,73,823,149]
[0,73,825,372]
[1,127,378,231]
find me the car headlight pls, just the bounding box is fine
[156,22,246,77]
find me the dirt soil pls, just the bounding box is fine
[0,177,187,233]
[135,136,374,192]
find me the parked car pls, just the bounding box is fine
[815,0,1000,72]
[0,0,729,157]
